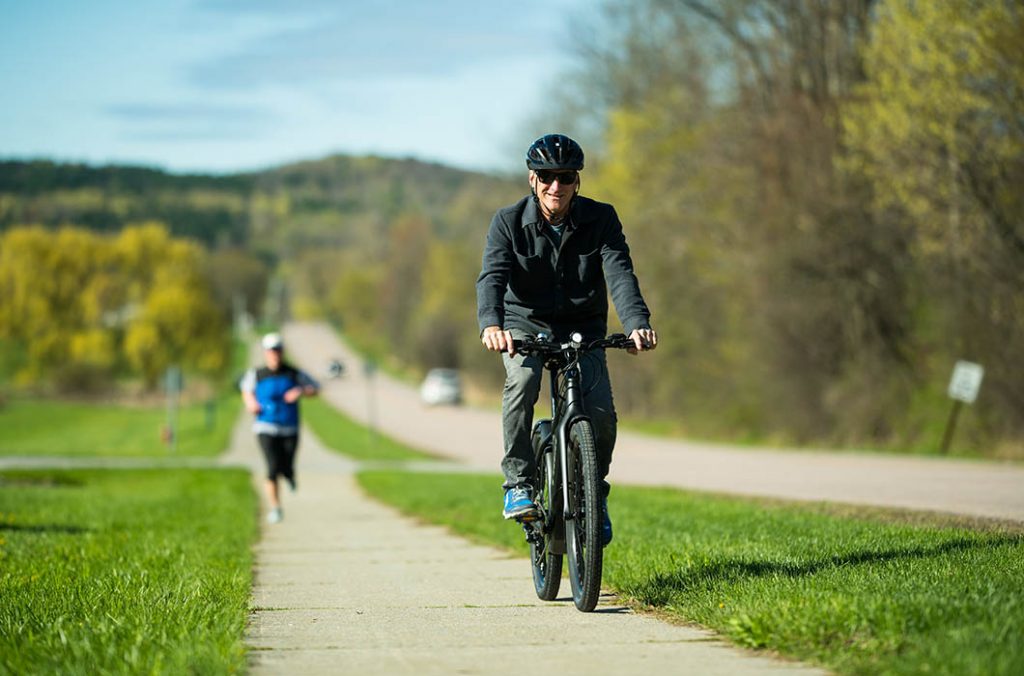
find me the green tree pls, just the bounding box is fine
[0,226,117,387]
[410,240,480,370]
[0,224,229,390]
[118,226,229,385]
[206,248,269,321]
[571,0,912,444]
[843,0,1024,441]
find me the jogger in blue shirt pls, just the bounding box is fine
[240,332,320,524]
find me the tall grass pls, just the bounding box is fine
[0,468,256,674]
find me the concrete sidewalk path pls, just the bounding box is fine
[283,321,1024,523]
[222,412,823,675]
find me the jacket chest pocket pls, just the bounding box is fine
[511,252,555,297]
[575,249,603,287]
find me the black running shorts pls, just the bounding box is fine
[257,433,299,482]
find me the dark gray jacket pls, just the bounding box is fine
[476,195,651,340]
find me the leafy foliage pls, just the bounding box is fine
[842,0,1024,442]
[0,224,229,388]
[538,0,1023,454]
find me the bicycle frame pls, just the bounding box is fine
[529,337,602,554]
[552,360,590,518]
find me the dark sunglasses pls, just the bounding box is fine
[535,170,578,185]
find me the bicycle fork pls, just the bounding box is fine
[557,365,590,516]
[522,364,586,551]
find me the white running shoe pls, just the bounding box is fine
[267,507,283,524]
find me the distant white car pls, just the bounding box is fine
[420,368,462,406]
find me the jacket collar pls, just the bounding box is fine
[522,195,584,229]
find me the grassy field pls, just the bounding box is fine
[0,467,257,675]
[358,470,1024,676]
[302,396,435,461]
[0,394,239,457]
[0,336,249,458]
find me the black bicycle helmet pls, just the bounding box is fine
[526,134,584,170]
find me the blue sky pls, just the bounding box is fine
[0,0,592,174]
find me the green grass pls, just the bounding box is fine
[0,468,257,675]
[358,470,1024,676]
[0,394,240,457]
[302,396,434,461]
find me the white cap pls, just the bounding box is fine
[261,332,284,350]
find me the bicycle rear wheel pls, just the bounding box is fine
[530,449,562,600]
[565,419,603,612]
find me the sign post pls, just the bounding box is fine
[165,366,183,453]
[364,359,378,448]
[940,360,984,454]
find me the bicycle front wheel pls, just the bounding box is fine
[530,448,562,600]
[564,419,603,612]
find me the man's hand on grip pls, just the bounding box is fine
[482,326,515,356]
[627,328,658,355]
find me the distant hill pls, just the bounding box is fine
[0,160,253,246]
[248,155,522,256]
[0,155,524,396]
[0,156,522,255]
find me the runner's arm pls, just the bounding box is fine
[239,369,261,413]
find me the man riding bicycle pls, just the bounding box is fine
[477,133,658,545]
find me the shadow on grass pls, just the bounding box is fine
[0,523,90,535]
[0,474,85,488]
[632,534,1024,605]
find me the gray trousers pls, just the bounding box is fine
[501,341,617,494]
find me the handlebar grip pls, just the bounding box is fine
[506,339,539,353]
[604,334,634,349]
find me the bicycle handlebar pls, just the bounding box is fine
[510,332,636,357]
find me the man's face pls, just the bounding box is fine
[530,169,578,218]
[264,348,282,369]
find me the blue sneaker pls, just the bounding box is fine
[503,486,537,520]
[600,495,613,547]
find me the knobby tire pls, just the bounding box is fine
[565,420,603,612]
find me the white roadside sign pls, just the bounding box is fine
[948,360,984,404]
